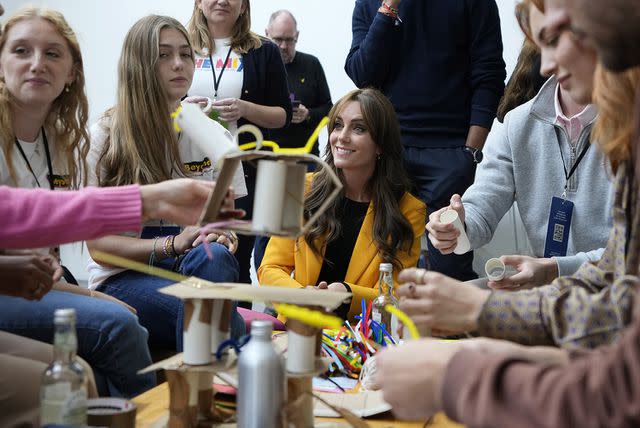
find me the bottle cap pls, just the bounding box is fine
[379,263,393,273]
[250,319,273,338]
[54,308,76,323]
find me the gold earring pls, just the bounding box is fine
[65,85,70,93]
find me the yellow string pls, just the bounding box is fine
[384,305,420,340]
[238,117,329,154]
[92,251,188,283]
[274,303,342,329]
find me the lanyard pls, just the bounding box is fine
[209,47,233,100]
[14,127,54,190]
[555,127,590,197]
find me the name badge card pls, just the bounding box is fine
[544,196,573,258]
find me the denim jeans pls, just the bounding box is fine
[0,291,156,398]
[97,242,245,352]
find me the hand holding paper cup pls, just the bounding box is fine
[439,208,471,255]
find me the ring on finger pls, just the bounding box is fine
[415,268,428,284]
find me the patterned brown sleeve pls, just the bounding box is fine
[476,259,636,349]
[476,163,640,350]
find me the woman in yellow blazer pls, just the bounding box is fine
[258,88,426,321]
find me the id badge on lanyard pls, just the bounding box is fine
[544,196,574,257]
[544,129,590,257]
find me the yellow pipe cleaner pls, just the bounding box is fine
[171,104,328,155]
[238,117,328,154]
[273,303,342,329]
[384,305,420,340]
[92,251,187,283]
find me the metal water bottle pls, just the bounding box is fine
[237,319,284,428]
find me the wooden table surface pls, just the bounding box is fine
[133,382,464,428]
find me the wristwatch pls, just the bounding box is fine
[464,146,483,164]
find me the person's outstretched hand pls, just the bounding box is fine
[0,253,59,300]
[140,179,245,225]
[425,194,466,254]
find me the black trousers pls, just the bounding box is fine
[403,145,478,281]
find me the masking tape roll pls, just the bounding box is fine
[87,397,136,428]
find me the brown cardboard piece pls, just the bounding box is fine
[159,280,351,310]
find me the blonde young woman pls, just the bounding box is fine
[186,0,292,287]
[0,7,155,400]
[87,15,246,353]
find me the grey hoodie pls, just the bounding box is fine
[463,77,614,276]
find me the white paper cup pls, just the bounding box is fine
[485,258,506,281]
[439,209,471,255]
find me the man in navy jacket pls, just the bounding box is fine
[345,0,506,280]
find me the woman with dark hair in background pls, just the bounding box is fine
[497,38,547,122]
[258,88,425,321]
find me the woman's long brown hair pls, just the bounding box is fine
[303,88,415,271]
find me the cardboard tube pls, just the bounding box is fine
[166,370,193,428]
[210,300,230,354]
[253,160,287,232]
[485,258,506,281]
[440,209,471,255]
[286,320,317,374]
[183,299,212,366]
[286,377,314,428]
[281,163,307,232]
[197,372,214,419]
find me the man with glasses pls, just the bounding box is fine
[265,10,332,155]
[254,10,334,276]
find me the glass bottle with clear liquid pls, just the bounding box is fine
[40,308,88,426]
[372,263,400,343]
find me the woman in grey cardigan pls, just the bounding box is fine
[428,74,612,289]
[427,1,612,290]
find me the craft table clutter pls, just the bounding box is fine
[132,374,465,427]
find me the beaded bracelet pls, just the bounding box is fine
[380,2,402,23]
[171,235,178,257]
[149,236,160,267]
[162,235,176,259]
[381,2,398,16]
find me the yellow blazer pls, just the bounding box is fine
[257,190,426,321]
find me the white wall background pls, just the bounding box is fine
[3,0,526,281]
